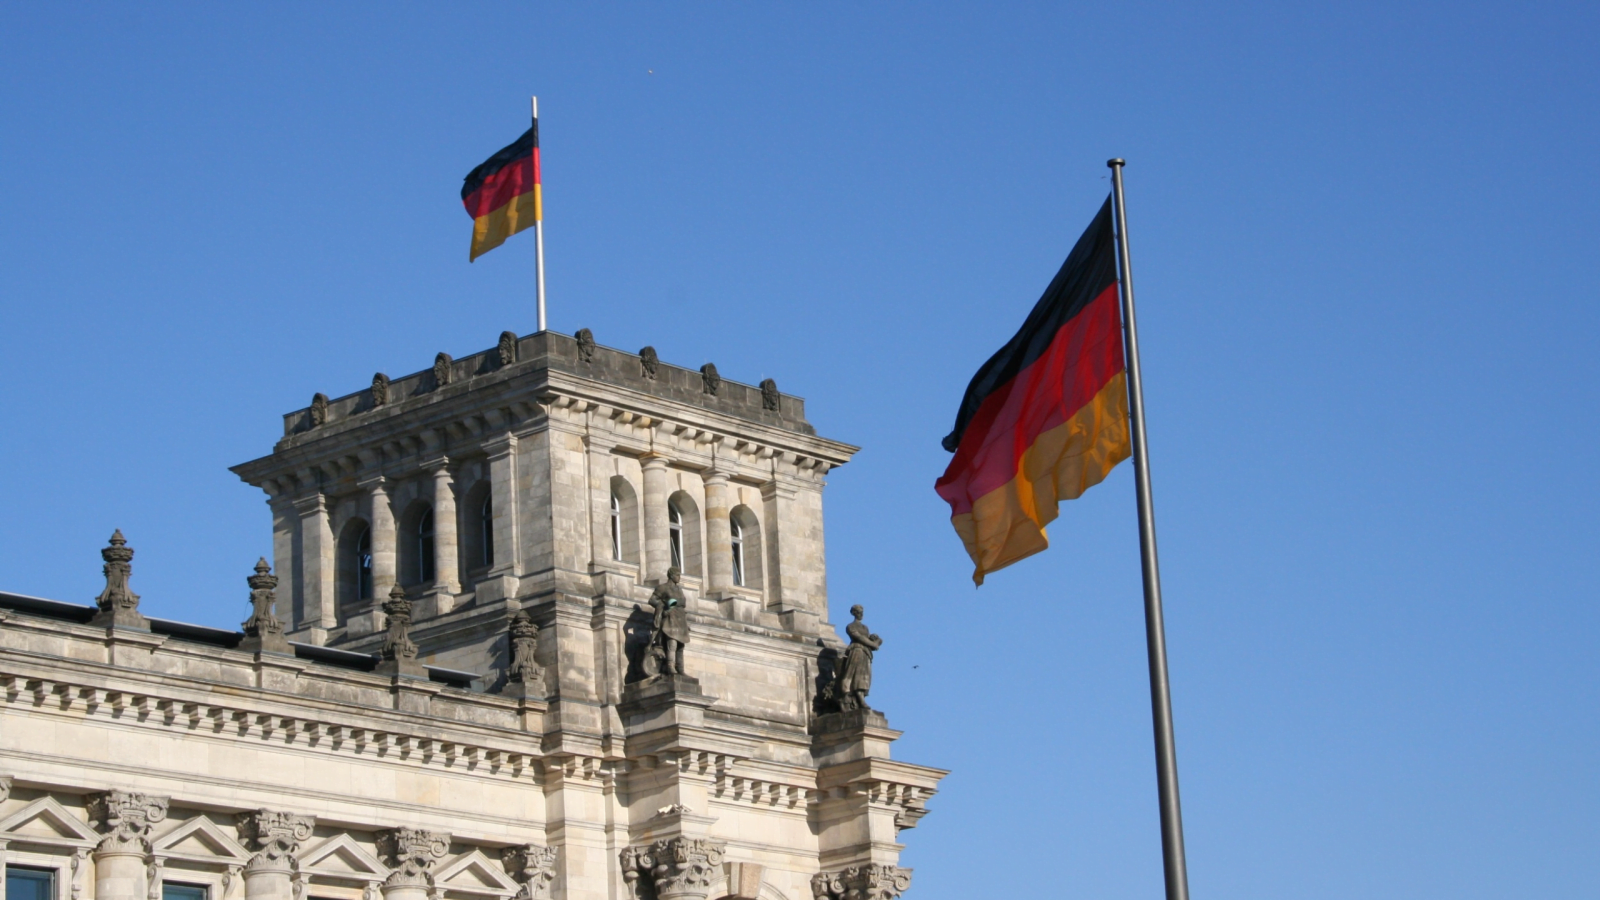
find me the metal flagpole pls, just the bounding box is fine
[532,95,547,332]
[1107,157,1191,900]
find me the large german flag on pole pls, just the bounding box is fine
[462,116,541,261]
[935,197,1131,585]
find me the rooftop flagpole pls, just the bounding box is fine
[532,96,547,332]
[1107,157,1191,900]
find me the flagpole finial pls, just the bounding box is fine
[1107,158,1126,168]
[531,96,539,118]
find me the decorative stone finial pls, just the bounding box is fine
[700,363,721,396]
[240,558,290,654]
[498,331,519,366]
[371,373,390,407]
[574,328,596,363]
[620,838,725,900]
[433,353,453,389]
[310,393,329,427]
[91,530,148,630]
[501,845,558,900]
[811,865,912,900]
[376,829,450,889]
[503,611,543,696]
[87,791,169,855]
[377,585,425,676]
[760,378,780,411]
[639,346,659,380]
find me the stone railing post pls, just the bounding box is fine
[237,810,315,900]
[810,865,912,900]
[377,829,449,900]
[500,845,557,900]
[87,792,169,900]
[620,838,724,900]
[640,455,671,582]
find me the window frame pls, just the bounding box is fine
[730,516,745,586]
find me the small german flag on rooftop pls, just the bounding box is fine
[935,197,1131,585]
[462,117,541,261]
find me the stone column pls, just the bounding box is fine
[641,455,671,582]
[702,472,733,595]
[238,810,314,900]
[620,838,724,900]
[292,494,335,639]
[360,476,397,605]
[87,792,168,900]
[377,829,449,900]
[427,460,461,595]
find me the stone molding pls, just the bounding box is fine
[500,844,557,900]
[377,828,450,888]
[620,837,725,900]
[86,791,169,856]
[809,865,912,900]
[238,809,315,875]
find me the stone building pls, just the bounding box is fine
[0,330,944,900]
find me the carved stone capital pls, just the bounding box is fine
[810,865,911,900]
[620,837,725,900]
[377,829,450,888]
[87,791,168,857]
[500,844,557,900]
[238,809,315,874]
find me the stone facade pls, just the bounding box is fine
[0,331,944,900]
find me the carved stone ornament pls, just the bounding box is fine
[810,865,912,900]
[377,585,425,676]
[376,829,450,888]
[433,352,453,389]
[620,838,725,900]
[371,372,391,407]
[237,809,315,875]
[87,791,169,856]
[639,346,660,380]
[506,611,543,687]
[498,331,519,366]
[700,363,721,396]
[760,378,780,411]
[501,844,558,900]
[574,328,596,363]
[240,558,290,654]
[310,392,329,427]
[91,529,148,629]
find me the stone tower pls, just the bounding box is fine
[220,328,946,900]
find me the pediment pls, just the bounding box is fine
[0,797,99,845]
[153,816,250,863]
[300,834,387,879]
[434,850,518,896]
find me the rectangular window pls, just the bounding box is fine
[164,884,208,900]
[8,867,55,900]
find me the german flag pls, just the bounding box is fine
[935,197,1131,585]
[462,118,541,261]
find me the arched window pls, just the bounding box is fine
[417,509,436,584]
[336,517,373,618]
[358,526,373,599]
[730,516,744,586]
[729,505,763,591]
[480,494,494,568]
[610,491,623,561]
[668,502,684,571]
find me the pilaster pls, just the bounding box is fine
[479,433,522,603]
[291,493,335,642]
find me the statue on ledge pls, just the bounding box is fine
[646,566,690,677]
[834,604,882,712]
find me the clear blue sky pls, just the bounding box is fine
[2,3,1596,897]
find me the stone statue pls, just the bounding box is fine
[575,328,596,363]
[760,378,780,411]
[639,346,659,380]
[646,567,689,676]
[506,611,542,688]
[433,353,453,388]
[309,393,329,427]
[498,331,518,366]
[371,373,390,407]
[700,363,721,396]
[834,605,882,712]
